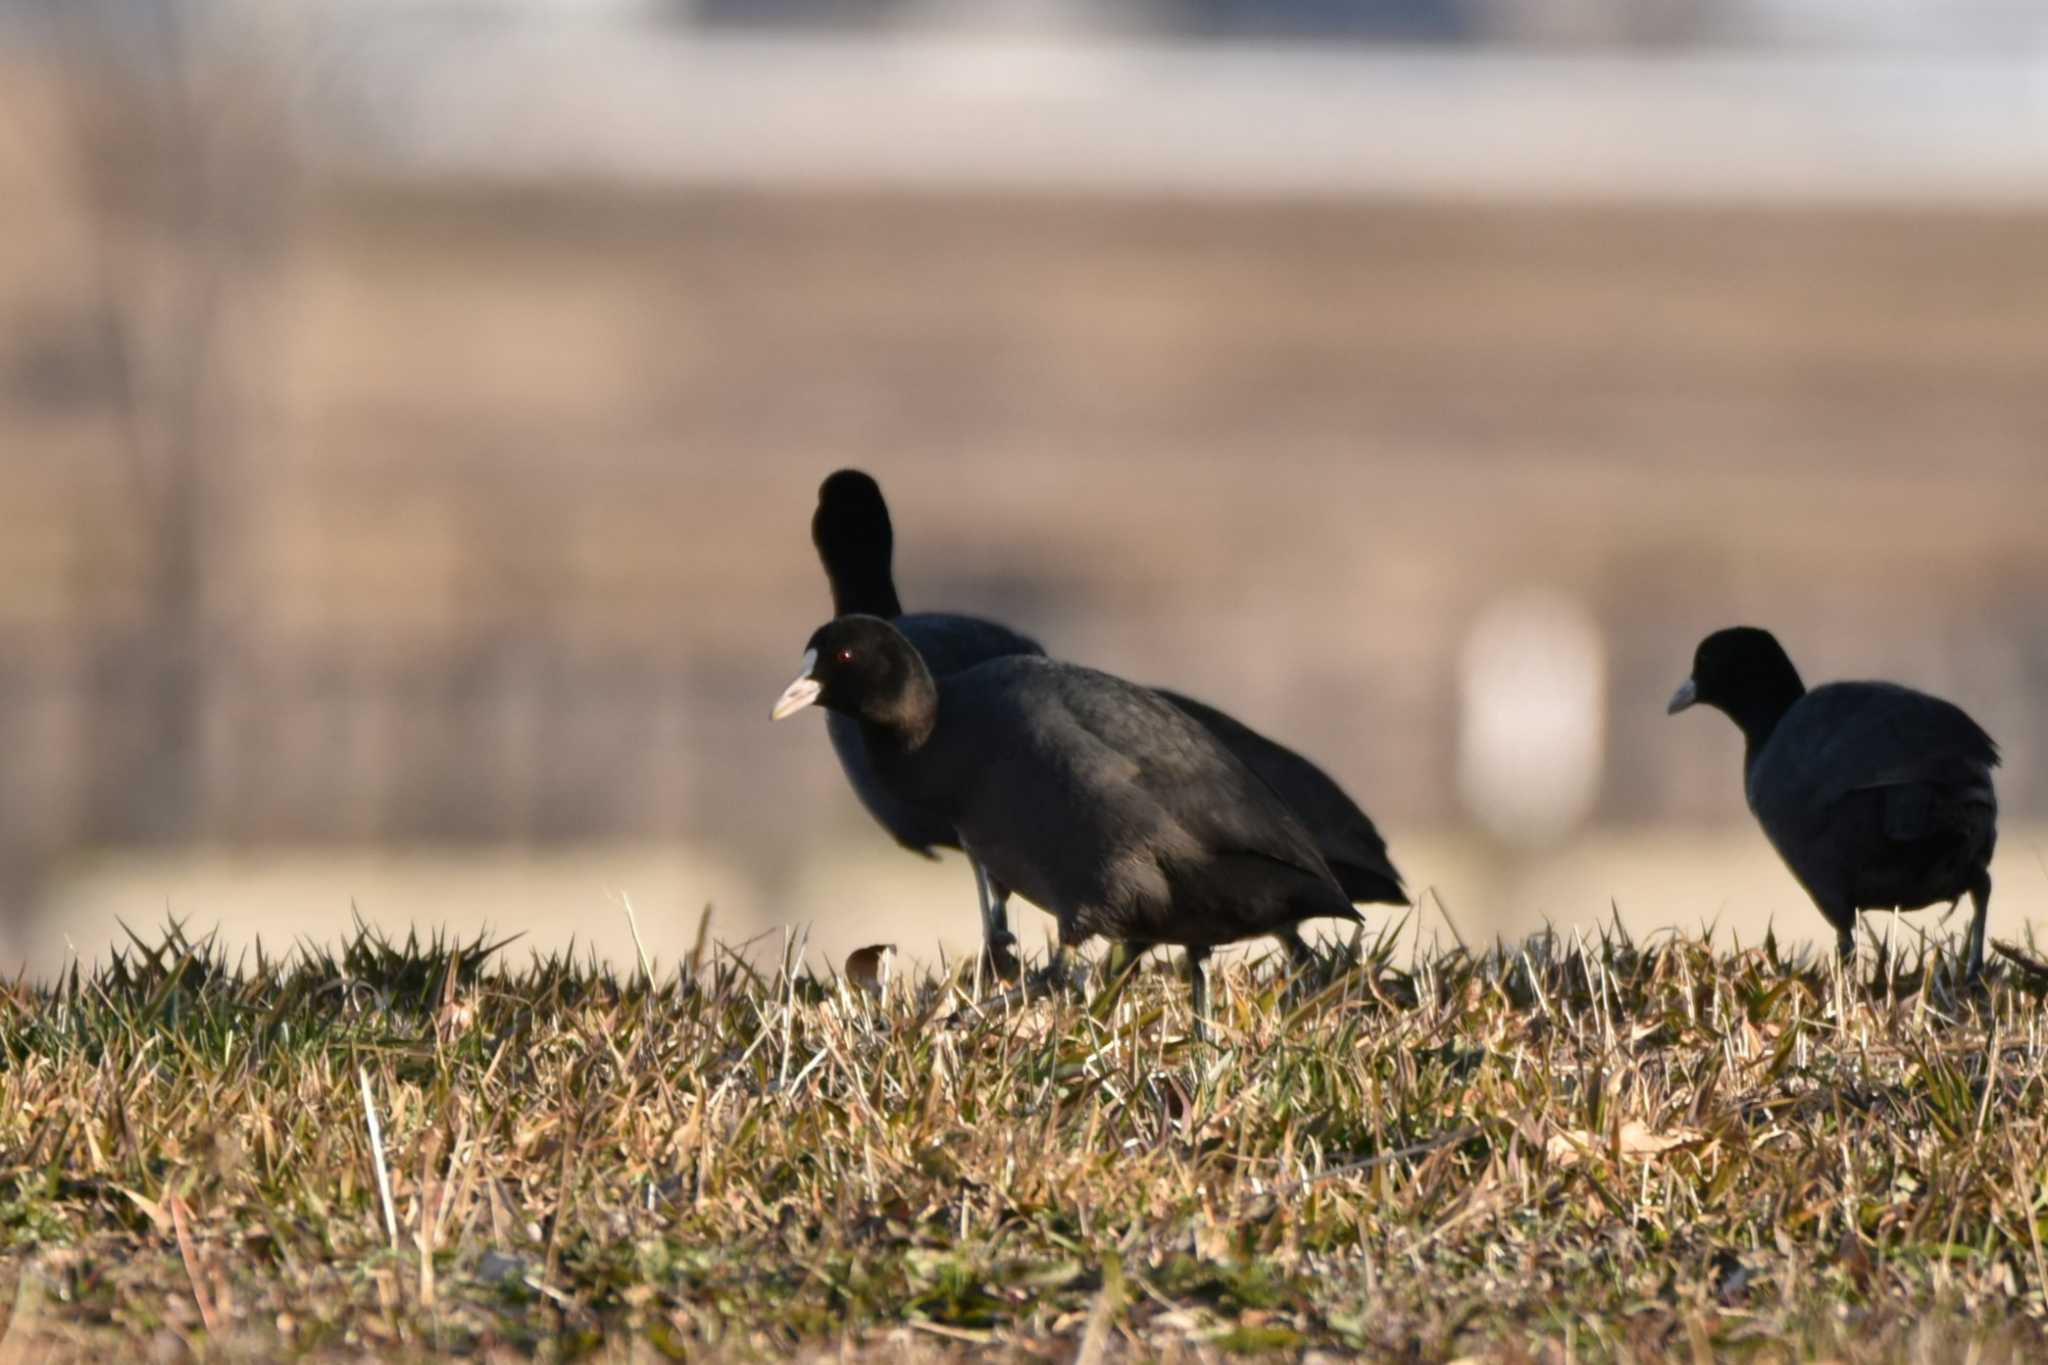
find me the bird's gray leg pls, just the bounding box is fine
[1185,947,1211,1044]
[972,858,1020,982]
[1965,871,1992,982]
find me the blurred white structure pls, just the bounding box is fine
[1458,590,1606,848]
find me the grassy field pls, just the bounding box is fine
[3,919,2048,1361]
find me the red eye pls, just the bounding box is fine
[837,648,856,664]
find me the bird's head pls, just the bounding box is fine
[1669,625,1807,748]
[772,614,935,737]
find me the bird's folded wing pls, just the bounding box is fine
[1046,670,1339,889]
[896,612,1045,677]
[1782,682,1999,807]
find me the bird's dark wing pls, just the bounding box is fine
[1014,663,1341,891]
[1153,689,1405,905]
[894,612,1045,678]
[1774,683,1998,791]
[1751,681,1999,838]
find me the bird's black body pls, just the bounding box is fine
[777,616,1358,1026]
[1154,689,1405,907]
[805,468,1405,980]
[1671,626,1999,976]
[1747,682,1998,945]
[893,657,1357,952]
[824,613,1044,860]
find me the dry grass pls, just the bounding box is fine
[3,916,2048,1361]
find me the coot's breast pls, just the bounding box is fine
[825,710,957,857]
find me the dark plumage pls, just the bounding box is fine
[773,615,1358,1033]
[1669,626,1999,977]
[807,468,1405,978]
[1152,690,1405,907]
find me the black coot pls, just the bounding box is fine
[773,615,1359,1034]
[808,469,1405,975]
[812,471,1045,975]
[1669,626,1999,977]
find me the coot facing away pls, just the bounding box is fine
[1669,626,1999,977]
[773,615,1360,1033]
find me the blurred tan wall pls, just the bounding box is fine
[2,43,2046,972]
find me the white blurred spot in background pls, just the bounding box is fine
[1458,588,1607,848]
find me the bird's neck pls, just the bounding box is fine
[856,672,939,756]
[1731,678,1806,766]
[826,561,904,620]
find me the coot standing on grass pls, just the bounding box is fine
[809,469,1405,979]
[772,615,1359,1036]
[1668,626,1999,978]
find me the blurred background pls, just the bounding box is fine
[1,0,2045,979]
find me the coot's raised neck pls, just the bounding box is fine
[1726,658,1807,763]
[813,484,904,619]
[822,545,902,620]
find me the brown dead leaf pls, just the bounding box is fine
[1546,1120,1705,1168]
[845,944,896,997]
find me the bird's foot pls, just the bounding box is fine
[1954,950,1989,994]
[979,931,1023,985]
[945,955,1083,1029]
[1034,955,1089,1001]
